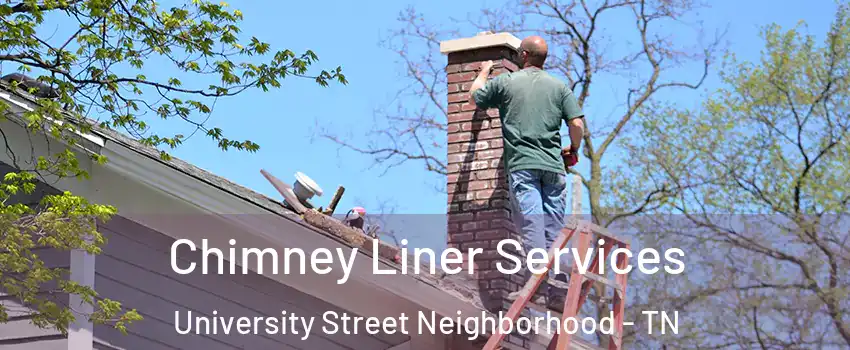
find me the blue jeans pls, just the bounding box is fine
[508,169,568,299]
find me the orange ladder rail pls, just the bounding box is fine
[483,220,631,350]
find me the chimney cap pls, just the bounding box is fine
[440,32,521,55]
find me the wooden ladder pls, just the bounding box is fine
[483,178,631,350]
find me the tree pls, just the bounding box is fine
[0,0,346,335]
[625,5,850,348]
[320,0,718,346]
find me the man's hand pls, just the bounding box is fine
[562,147,579,168]
[481,60,494,73]
[469,60,495,103]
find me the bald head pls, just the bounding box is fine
[519,36,548,68]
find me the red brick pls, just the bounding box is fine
[446,164,459,173]
[489,278,508,289]
[446,123,460,133]
[447,72,476,83]
[461,120,489,131]
[477,209,510,219]
[478,249,501,260]
[457,141,489,152]
[463,200,489,211]
[458,160,490,172]
[461,221,478,231]
[448,92,469,103]
[447,83,461,93]
[500,58,519,71]
[462,62,483,71]
[491,199,510,209]
[448,212,474,222]
[447,132,472,144]
[478,269,503,279]
[475,169,499,180]
[446,64,462,74]
[448,203,460,213]
[447,173,459,184]
[508,281,520,291]
[449,232,474,242]
[452,192,475,202]
[447,153,471,164]
[474,149,501,160]
[489,219,516,232]
[491,118,501,128]
[486,109,500,118]
[489,138,503,148]
[476,229,505,240]
[461,102,477,111]
[475,188,508,200]
[462,241,489,250]
[448,223,459,232]
[447,112,474,123]
[447,103,461,114]
[477,129,502,140]
[510,274,526,284]
[467,181,489,191]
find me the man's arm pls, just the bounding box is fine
[567,117,584,153]
[468,60,495,106]
[561,86,585,166]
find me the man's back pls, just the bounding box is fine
[472,67,583,175]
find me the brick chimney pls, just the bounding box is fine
[440,32,524,313]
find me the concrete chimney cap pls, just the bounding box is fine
[439,32,521,55]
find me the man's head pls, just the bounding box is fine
[519,36,548,68]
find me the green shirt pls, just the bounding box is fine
[472,67,583,175]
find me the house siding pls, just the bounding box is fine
[0,247,71,349]
[93,215,400,350]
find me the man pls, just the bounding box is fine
[468,35,584,311]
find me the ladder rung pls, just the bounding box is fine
[549,279,569,290]
[582,273,623,293]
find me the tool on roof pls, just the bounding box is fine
[484,221,631,350]
[343,206,366,230]
[323,186,346,215]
